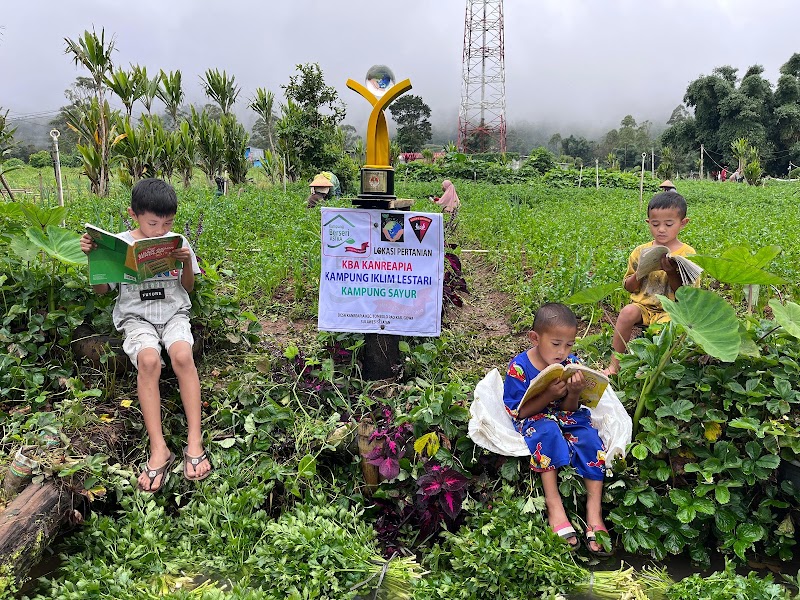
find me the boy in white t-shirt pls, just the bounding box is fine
[80,178,212,492]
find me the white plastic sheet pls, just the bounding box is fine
[468,369,632,469]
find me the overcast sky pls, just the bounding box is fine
[2,0,799,139]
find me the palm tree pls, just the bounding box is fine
[132,65,160,115]
[201,69,239,116]
[64,28,115,196]
[158,69,184,129]
[105,67,141,119]
[248,87,276,153]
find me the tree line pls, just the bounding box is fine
[4,38,800,190]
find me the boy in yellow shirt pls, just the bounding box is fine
[606,192,695,375]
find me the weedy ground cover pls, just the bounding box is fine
[2,169,800,598]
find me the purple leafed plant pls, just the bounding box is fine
[365,423,412,480]
[416,461,470,521]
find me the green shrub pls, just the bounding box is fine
[3,157,24,168]
[524,146,556,174]
[28,150,53,168]
[61,152,83,168]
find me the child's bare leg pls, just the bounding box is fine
[605,304,643,375]
[168,341,211,478]
[541,469,578,546]
[136,348,171,491]
[585,478,606,552]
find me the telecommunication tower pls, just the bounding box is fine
[457,0,506,153]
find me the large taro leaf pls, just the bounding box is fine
[565,282,620,305]
[20,203,68,229]
[26,225,87,266]
[9,234,40,263]
[689,245,785,285]
[768,299,800,340]
[657,287,740,362]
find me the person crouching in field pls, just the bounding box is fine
[503,303,610,556]
[80,178,212,493]
[605,191,695,375]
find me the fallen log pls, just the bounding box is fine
[0,481,81,593]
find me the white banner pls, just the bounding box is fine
[318,208,444,336]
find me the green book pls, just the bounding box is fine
[85,223,184,285]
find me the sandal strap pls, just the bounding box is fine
[186,452,207,466]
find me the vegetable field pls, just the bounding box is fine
[2,168,800,599]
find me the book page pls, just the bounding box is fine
[672,255,702,286]
[85,224,135,285]
[565,364,609,409]
[635,245,669,280]
[518,363,566,409]
[131,234,183,281]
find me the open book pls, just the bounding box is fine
[635,245,702,286]
[519,363,609,410]
[85,224,183,285]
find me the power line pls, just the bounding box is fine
[8,109,62,122]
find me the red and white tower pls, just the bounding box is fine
[457,0,506,154]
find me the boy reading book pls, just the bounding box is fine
[503,303,610,556]
[605,191,697,375]
[80,178,212,493]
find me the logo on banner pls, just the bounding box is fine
[409,216,432,242]
[345,241,370,254]
[322,213,371,257]
[381,213,404,242]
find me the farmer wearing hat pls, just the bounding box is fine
[659,179,676,192]
[306,174,333,208]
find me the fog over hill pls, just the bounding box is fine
[2,0,797,151]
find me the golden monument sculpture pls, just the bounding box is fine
[346,65,411,205]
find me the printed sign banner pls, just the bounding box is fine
[319,208,444,336]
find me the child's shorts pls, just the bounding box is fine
[634,303,671,326]
[121,314,193,369]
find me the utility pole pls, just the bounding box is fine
[639,153,646,209]
[50,129,64,226]
[651,147,655,178]
[700,144,704,180]
[595,159,599,189]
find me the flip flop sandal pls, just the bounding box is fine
[586,525,614,557]
[137,451,176,494]
[183,447,212,481]
[551,521,581,551]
